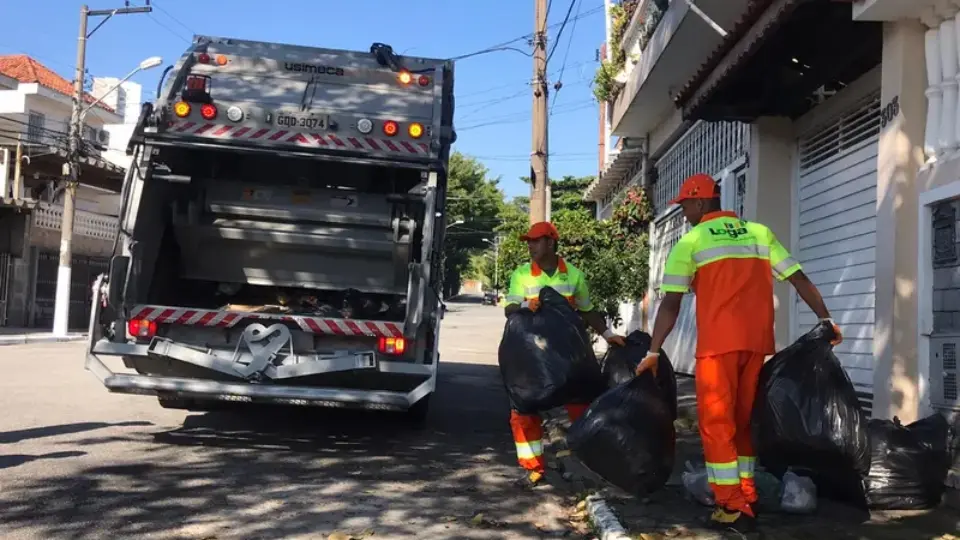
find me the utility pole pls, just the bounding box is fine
[53,2,152,336]
[530,0,549,224]
[13,135,23,200]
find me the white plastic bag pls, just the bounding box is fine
[780,470,817,514]
[681,461,715,506]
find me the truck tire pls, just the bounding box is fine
[405,395,431,425]
[157,396,192,410]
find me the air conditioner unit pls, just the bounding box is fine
[930,335,960,412]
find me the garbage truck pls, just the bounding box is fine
[83,35,455,421]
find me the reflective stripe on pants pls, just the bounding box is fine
[696,351,765,512]
[509,404,589,473]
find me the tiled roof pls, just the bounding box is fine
[0,54,116,113]
[672,0,777,108]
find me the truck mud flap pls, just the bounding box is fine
[85,348,432,411]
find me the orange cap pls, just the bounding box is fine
[669,173,720,205]
[520,221,560,241]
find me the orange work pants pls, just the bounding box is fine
[695,351,765,515]
[509,404,589,473]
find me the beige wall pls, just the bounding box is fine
[873,20,928,423]
[748,118,796,350]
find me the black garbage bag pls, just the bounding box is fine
[497,286,604,413]
[601,330,678,420]
[567,358,677,496]
[865,414,952,510]
[751,321,870,504]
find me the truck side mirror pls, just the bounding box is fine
[107,255,129,308]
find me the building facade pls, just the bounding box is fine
[0,55,124,330]
[587,0,959,499]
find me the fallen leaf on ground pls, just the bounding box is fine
[471,513,485,526]
[575,500,587,511]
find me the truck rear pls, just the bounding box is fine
[84,36,454,420]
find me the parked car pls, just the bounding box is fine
[482,291,500,306]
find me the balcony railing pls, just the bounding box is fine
[33,204,118,242]
[619,0,669,79]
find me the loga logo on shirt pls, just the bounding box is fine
[708,221,750,240]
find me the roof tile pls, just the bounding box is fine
[0,54,115,113]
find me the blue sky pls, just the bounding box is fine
[0,0,605,200]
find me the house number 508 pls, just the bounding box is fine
[880,96,900,128]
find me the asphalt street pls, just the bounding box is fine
[0,299,577,539]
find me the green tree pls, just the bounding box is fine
[442,152,505,297]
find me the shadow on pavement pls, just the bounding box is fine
[0,450,88,470]
[0,362,580,539]
[0,421,153,444]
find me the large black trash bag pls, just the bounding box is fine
[497,286,604,413]
[865,414,952,510]
[567,361,677,496]
[751,321,870,504]
[601,330,678,420]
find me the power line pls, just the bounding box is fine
[457,101,594,131]
[147,12,191,43]
[447,4,603,62]
[551,0,583,112]
[547,0,579,65]
[150,0,196,37]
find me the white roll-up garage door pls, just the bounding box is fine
[795,92,880,411]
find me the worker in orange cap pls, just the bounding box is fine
[503,221,626,488]
[635,174,841,533]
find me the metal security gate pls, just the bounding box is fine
[795,92,880,414]
[0,252,11,326]
[33,251,109,330]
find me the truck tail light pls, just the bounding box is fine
[128,319,157,340]
[383,120,399,136]
[408,123,424,139]
[173,101,191,118]
[397,71,412,85]
[198,53,210,64]
[378,336,406,355]
[418,75,430,87]
[200,103,218,120]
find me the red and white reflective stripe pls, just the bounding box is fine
[169,122,430,155]
[129,305,403,338]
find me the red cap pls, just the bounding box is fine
[520,221,560,241]
[669,173,720,205]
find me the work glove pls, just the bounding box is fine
[635,351,660,377]
[521,298,540,312]
[602,329,626,347]
[822,318,843,346]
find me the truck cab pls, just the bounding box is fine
[84,36,455,421]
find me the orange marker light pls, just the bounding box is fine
[398,71,412,85]
[216,54,228,66]
[383,120,399,136]
[408,122,424,139]
[173,101,191,117]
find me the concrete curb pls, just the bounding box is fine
[541,412,631,540]
[585,494,631,540]
[0,334,86,346]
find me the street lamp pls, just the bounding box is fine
[79,56,163,123]
[483,236,501,293]
[51,55,162,337]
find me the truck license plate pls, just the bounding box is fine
[275,113,328,130]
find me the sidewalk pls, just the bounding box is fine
[557,375,960,539]
[0,327,86,346]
